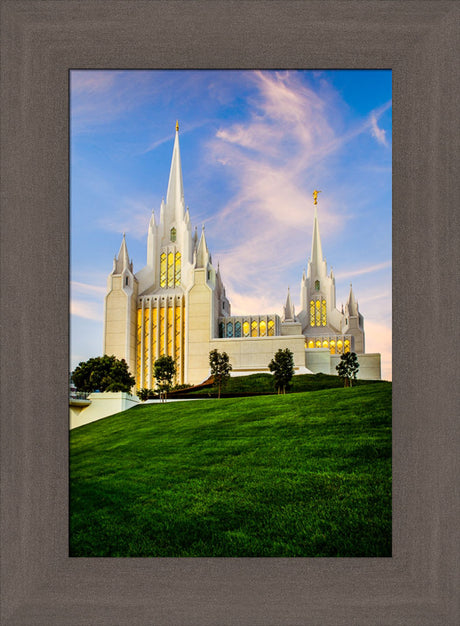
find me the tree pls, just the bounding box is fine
[138,388,152,402]
[336,351,360,387]
[72,355,135,393]
[268,348,294,394]
[209,349,232,399]
[154,355,176,402]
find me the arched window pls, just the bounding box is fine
[308,340,314,349]
[125,276,129,286]
[315,340,321,348]
[337,339,343,353]
[268,319,275,336]
[167,252,174,287]
[321,299,327,326]
[315,300,321,326]
[344,339,350,353]
[170,227,176,242]
[315,280,320,291]
[330,340,336,354]
[322,340,329,348]
[235,321,241,337]
[251,320,258,337]
[259,320,267,336]
[310,300,315,326]
[175,252,181,286]
[243,321,250,337]
[160,253,166,287]
[226,322,234,338]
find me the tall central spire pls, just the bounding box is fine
[311,204,324,271]
[166,120,184,216]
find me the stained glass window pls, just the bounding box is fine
[175,252,181,286]
[315,280,320,291]
[259,320,267,336]
[321,299,327,326]
[160,253,166,287]
[167,252,174,287]
[308,340,314,348]
[159,308,165,355]
[322,340,329,348]
[251,320,258,337]
[227,322,233,338]
[235,321,241,337]
[344,339,350,353]
[243,321,250,337]
[316,340,321,348]
[219,322,224,338]
[337,339,343,353]
[268,319,275,336]
[310,300,315,326]
[330,339,336,355]
[170,227,176,242]
[315,300,321,326]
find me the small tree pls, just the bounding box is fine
[336,351,360,387]
[72,355,135,393]
[154,355,176,402]
[138,388,152,402]
[268,348,295,394]
[209,349,232,399]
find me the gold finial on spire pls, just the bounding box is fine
[313,189,322,205]
[176,120,179,132]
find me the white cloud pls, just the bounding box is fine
[98,197,152,239]
[71,281,106,296]
[71,299,103,321]
[334,260,392,280]
[370,113,388,146]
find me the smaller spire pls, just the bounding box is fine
[283,287,295,321]
[114,233,130,273]
[347,283,359,316]
[195,226,209,268]
[176,119,179,132]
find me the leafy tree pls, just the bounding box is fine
[268,348,295,394]
[154,355,176,402]
[336,351,360,387]
[72,355,135,393]
[209,349,232,399]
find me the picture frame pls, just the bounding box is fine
[1,1,458,624]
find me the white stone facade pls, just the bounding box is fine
[103,125,381,387]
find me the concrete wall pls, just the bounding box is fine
[306,350,381,380]
[186,268,214,384]
[69,392,139,430]
[209,335,307,377]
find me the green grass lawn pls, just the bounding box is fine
[70,382,392,557]
[179,371,383,397]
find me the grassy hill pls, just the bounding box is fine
[173,371,384,397]
[70,382,392,557]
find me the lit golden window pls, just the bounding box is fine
[167,252,174,287]
[259,320,267,336]
[251,320,258,337]
[316,340,321,348]
[167,307,173,356]
[337,340,343,353]
[308,340,314,348]
[159,308,165,356]
[243,321,250,337]
[268,319,275,336]
[321,299,327,326]
[344,339,350,354]
[160,253,166,287]
[310,300,315,326]
[322,340,329,348]
[175,252,181,286]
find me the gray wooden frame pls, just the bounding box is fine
[1,1,458,624]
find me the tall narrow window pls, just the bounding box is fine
[243,321,250,337]
[310,300,315,326]
[337,339,343,353]
[219,322,224,338]
[321,299,327,326]
[226,322,234,338]
[160,253,166,287]
[251,320,258,337]
[235,321,241,337]
[315,340,321,348]
[167,307,173,356]
[315,280,320,291]
[308,340,314,348]
[330,339,336,354]
[259,320,267,336]
[315,300,321,326]
[144,308,150,388]
[268,319,275,336]
[159,308,165,355]
[174,252,181,286]
[170,227,176,242]
[125,276,129,286]
[344,339,350,353]
[136,309,142,388]
[167,252,174,287]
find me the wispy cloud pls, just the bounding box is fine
[71,299,103,321]
[71,281,106,296]
[98,197,152,239]
[370,112,388,146]
[334,260,392,280]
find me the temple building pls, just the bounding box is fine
[103,123,381,388]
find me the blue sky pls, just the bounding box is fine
[71,70,392,380]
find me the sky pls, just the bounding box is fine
[70,70,392,380]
